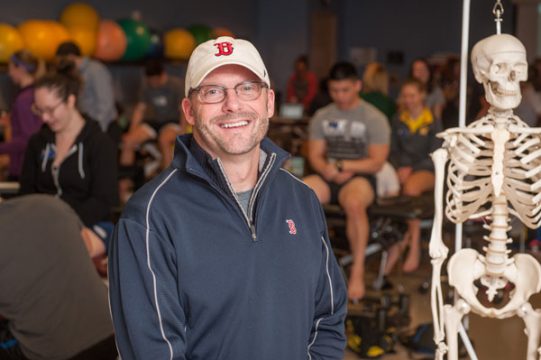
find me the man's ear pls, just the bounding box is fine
[266,89,275,118]
[181,98,196,126]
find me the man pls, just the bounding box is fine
[55,41,117,133]
[304,62,390,301]
[108,36,347,359]
[120,59,186,170]
[0,194,117,359]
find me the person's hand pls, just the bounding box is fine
[332,170,355,185]
[81,226,106,258]
[321,161,339,181]
[0,111,10,127]
[397,166,413,184]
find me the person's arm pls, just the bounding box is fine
[414,118,444,171]
[128,102,147,130]
[307,139,339,181]
[0,99,40,155]
[109,218,188,359]
[72,134,118,226]
[307,203,347,359]
[89,66,117,132]
[340,143,389,174]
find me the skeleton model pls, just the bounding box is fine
[430,34,541,360]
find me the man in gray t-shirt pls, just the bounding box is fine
[304,62,390,301]
[120,59,186,170]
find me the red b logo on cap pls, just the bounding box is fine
[214,42,234,56]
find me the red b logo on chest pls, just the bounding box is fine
[286,219,297,235]
[214,42,234,56]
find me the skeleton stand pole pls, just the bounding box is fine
[455,1,479,359]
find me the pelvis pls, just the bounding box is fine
[448,249,541,319]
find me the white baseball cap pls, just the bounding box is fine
[184,36,270,96]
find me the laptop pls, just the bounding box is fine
[279,103,304,119]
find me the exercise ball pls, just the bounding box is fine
[60,2,99,32]
[164,28,195,61]
[0,23,24,63]
[68,26,96,56]
[94,20,126,61]
[188,24,212,45]
[18,20,70,60]
[146,28,163,58]
[117,18,151,61]
[211,27,234,38]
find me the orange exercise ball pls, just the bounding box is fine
[94,20,126,62]
[60,2,100,32]
[18,20,71,60]
[68,26,96,56]
[0,23,24,63]
[164,28,196,61]
[211,27,235,39]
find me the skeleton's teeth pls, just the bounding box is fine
[222,121,248,128]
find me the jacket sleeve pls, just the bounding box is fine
[74,134,118,225]
[413,117,444,172]
[307,204,348,359]
[18,136,39,194]
[108,217,188,359]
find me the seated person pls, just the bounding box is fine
[0,194,117,359]
[0,51,44,181]
[19,61,118,256]
[120,59,186,171]
[304,62,390,300]
[286,55,318,113]
[385,78,443,274]
[55,41,117,133]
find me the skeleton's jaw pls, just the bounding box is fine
[484,80,522,111]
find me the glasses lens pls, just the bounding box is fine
[236,82,263,101]
[199,86,225,104]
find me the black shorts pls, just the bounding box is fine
[143,119,179,135]
[328,174,377,205]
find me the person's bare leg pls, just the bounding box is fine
[303,175,331,204]
[158,124,181,170]
[120,125,155,166]
[338,178,374,301]
[402,170,435,272]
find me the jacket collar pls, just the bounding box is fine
[172,134,290,182]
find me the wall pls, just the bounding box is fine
[338,0,516,80]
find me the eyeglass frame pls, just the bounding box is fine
[31,100,64,117]
[189,81,269,104]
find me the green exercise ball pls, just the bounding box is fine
[188,24,212,45]
[117,18,151,61]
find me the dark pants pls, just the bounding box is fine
[0,321,117,360]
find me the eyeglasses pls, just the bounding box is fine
[190,81,268,104]
[31,101,64,117]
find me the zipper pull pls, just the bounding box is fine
[250,224,257,242]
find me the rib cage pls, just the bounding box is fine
[443,115,541,228]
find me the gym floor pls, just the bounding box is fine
[342,225,538,360]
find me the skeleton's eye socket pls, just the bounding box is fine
[491,63,506,74]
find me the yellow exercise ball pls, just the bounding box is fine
[18,20,71,61]
[0,23,24,63]
[164,28,196,61]
[67,26,96,56]
[60,2,99,32]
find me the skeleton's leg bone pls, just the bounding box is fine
[517,303,541,360]
[444,300,471,360]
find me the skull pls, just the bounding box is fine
[471,34,528,111]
